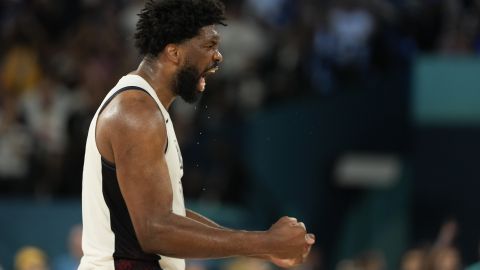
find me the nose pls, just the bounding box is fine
[213,49,223,63]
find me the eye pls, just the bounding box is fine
[206,42,218,50]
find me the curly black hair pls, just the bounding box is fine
[134,0,227,57]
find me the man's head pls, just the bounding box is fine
[135,0,226,103]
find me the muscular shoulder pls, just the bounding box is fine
[96,90,167,161]
[104,90,164,130]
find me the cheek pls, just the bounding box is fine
[188,53,208,68]
[198,54,211,65]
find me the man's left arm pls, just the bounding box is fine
[186,209,231,230]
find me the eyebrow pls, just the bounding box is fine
[201,35,219,46]
[207,34,220,42]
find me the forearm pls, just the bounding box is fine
[186,209,230,230]
[140,212,270,259]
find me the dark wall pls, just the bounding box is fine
[413,127,480,264]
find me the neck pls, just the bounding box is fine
[132,57,176,110]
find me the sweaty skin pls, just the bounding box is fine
[95,25,315,268]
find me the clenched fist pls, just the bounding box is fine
[265,216,315,268]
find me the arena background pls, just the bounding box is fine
[1,0,480,269]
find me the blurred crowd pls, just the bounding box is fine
[1,0,480,200]
[5,220,480,270]
[333,219,479,270]
[9,225,83,270]
[1,0,480,269]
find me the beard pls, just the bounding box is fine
[173,64,202,104]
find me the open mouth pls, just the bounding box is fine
[198,66,219,92]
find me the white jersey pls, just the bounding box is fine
[79,74,186,270]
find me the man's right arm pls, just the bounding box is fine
[96,91,313,266]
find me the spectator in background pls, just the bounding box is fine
[310,3,336,95]
[401,247,428,270]
[428,219,461,270]
[401,219,461,270]
[20,67,73,197]
[336,250,385,270]
[185,260,208,270]
[59,59,112,196]
[355,251,385,270]
[0,88,33,193]
[336,259,358,270]
[474,0,480,54]
[328,0,374,69]
[120,0,149,55]
[216,0,269,112]
[433,219,458,249]
[438,0,479,54]
[223,257,273,270]
[291,247,322,270]
[311,0,375,94]
[1,10,46,97]
[427,246,461,270]
[246,0,288,28]
[52,225,82,270]
[14,246,49,270]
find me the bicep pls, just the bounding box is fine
[109,103,173,236]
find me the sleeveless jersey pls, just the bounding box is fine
[79,74,186,270]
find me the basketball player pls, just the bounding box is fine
[79,0,315,269]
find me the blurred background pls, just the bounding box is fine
[1,0,480,269]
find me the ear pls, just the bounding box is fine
[164,44,182,65]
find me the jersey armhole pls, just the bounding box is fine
[95,86,169,168]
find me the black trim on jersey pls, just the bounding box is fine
[97,86,169,161]
[114,258,163,270]
[101,157,116,169]
[98,86,148,116]
[98,85,170,265]
[102,161,162,263]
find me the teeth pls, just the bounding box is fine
[207,67,219,74]
[202,67,219,78]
